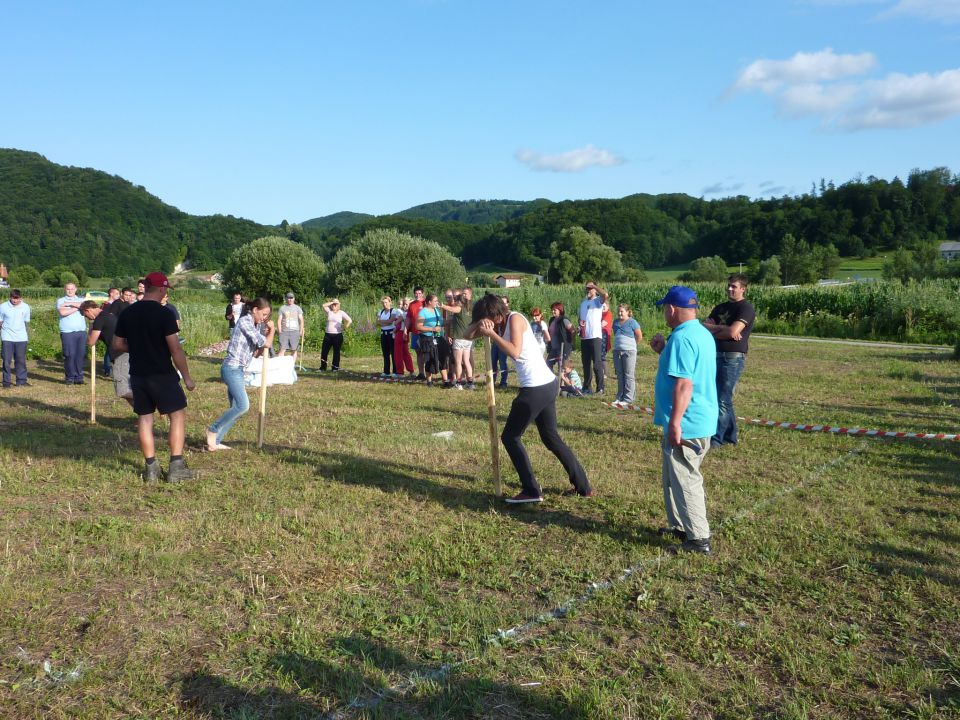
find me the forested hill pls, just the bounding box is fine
[302,199,549,230]
[394,198,552,224]
[301,211,373,230]
[0,149,274,275]
[3,147,957,278]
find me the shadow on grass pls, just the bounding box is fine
[262,443,660,548]
[1,395,133,433]
[180,634,586,719]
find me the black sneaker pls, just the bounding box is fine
[416,373,427,381]
[166,458,198,483]
[143,462,163,485]
[667,537,711,554]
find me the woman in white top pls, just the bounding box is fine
[320,298,352,371]
[466,294,593,503]
[376,296,402,376]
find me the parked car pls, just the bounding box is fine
[83,290,110,302]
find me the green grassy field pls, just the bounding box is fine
[1,336,958,718]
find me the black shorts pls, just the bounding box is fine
[131,373,188,416]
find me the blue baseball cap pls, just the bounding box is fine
[655,285,700,309]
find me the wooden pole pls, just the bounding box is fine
[484,340,502,496]
[257,351,269,448]
[298,334,304,372]
[89,345,97,424]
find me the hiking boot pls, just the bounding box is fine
[504,492,544,504]
[143,462,163,485]
[166,458,198,483]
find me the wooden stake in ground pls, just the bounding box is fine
[257,351,269,448]
[484,340,502,496]
[90,345,97,424]
[298,334,304,372]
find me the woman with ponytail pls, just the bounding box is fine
[206,297,275,451]
[466,293,593,503]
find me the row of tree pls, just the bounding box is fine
[2,147,958,280]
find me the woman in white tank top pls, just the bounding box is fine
[466,294,593,503]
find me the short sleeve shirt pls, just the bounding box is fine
[612,318,642,351]
[280,304,304,332]
[418,307,444,336]
[92,310,119,360]
[114,300,180,377]
[325,310,351,334]
[0,301,30,342]
[708,300,756,353]
[56,295,86,333]
[654,319,718,439]
[578,297,604,339]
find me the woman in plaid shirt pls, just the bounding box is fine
[206,297,275,451]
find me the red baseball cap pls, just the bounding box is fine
[144,272,170,288]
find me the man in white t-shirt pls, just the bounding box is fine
[278,292,305,362]
[578,280,608,394]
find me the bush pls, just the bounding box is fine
[680,255,728,282]
[221,236,326,302]
[8,264,41,287]
[328,228,467,297]
[41,265,73,287]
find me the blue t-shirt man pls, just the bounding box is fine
[654,320,718,439]
[0,298,31,342]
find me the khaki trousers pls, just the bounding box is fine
[661,435,711,540]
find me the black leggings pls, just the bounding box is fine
[501,378,590,497]
[320,333,344,370]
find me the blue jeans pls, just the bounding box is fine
[208,363,250,444]
[491,343,508,386]
[712,352,746,446]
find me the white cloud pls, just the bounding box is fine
[734,48,875,93]
[515,144,625,172]
[839,68,960,128]
[734,47,960,131]
[778,82,860,116]
[880,0,960,23]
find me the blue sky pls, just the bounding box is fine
[2,0,959,224]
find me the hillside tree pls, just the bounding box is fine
[547,226,624,284]
[221,236,326,301]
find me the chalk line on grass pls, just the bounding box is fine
[323,440,869,718]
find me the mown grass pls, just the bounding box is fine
[1,336,958,718]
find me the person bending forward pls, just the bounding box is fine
[466,294,592,503]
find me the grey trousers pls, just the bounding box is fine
[661,435,711,540]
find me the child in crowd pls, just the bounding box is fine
[559,359,584,397]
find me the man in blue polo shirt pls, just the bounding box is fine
[650,285,718,554]
[0,289,31,387]
[56,282,87,384]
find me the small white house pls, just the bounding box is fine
[939,241,960,260]
[495,274,522,288]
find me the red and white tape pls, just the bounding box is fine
[602,402,960,442]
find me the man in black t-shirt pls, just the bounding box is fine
[702,273,756,448]
[113,272,197,483]
[81,300,133,408]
